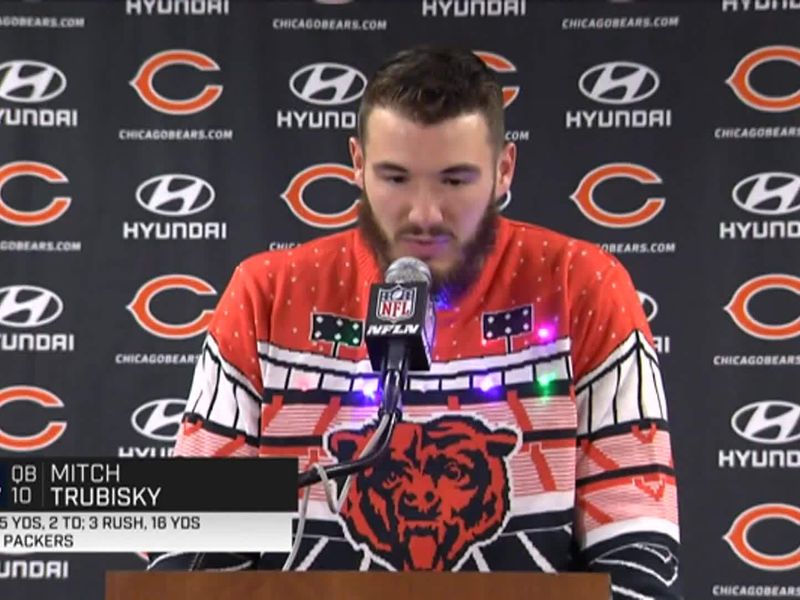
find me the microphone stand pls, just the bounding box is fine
[296,339,408,488]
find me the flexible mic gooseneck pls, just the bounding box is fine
[296,256,434,488]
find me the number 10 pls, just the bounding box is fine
[12,486,31,504]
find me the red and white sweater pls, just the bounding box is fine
[158,216,681,599]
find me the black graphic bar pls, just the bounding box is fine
[0,458,297,512]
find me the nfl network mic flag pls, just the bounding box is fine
[365,281,434,372]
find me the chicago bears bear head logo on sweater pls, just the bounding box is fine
[327,415,518,570]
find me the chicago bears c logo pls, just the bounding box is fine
[724,273,800,340]
[126,274,217,339]
[130,50,222,115]
[724,503,800,571]
[726,46,800,113]
[327,415,518,570]
[0,161,71,226]
[570,163,665,228]
[473,51,519,108]
[281,163,360,229]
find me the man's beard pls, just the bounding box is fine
[357,191,499,307]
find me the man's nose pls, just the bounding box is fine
[406,190,445,230]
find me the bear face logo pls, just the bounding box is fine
[327,415,518,570]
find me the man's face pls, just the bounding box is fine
[350,107,516,296]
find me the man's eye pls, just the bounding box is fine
[443,178,466,187]
[384,175,406,184]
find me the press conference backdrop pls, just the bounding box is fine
[0,0,798,598]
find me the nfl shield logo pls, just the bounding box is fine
[377,285,416,323]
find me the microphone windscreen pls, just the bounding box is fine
[385,256,432,286]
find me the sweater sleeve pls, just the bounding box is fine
[146,261,272,572]
[172,260,269,458]
[568,246,682,599]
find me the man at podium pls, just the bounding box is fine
[148,46,682,600]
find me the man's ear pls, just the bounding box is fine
[349,136,365,191]
[495,141,517,198]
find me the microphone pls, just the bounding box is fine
[365,256,436,375]
[365,256,435,421]
[296,257,435,489]
[290,260,438,571]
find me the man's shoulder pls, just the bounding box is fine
[502,217,615,271]
[238,228,358,276]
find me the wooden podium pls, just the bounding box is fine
[107,570,611,600]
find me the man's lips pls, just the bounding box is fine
[396,236,452,258]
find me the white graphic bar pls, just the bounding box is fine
[0,512,293,553]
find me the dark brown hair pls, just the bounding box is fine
[357,46,506,152]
